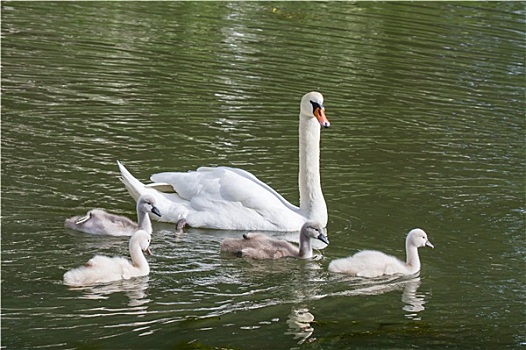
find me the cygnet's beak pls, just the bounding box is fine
[151,206,161,218]
[426,240,434,249]
[317,233,329,245]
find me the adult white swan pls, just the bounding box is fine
[117,91,330,232]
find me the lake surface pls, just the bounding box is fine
[2,1,525,349]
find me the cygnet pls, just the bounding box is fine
[220,222,329,259]
[328,228,433,278]
[63,229,153,287]
[64,194,161,236]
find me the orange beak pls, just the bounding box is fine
[314,107,330,128]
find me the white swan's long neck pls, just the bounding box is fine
[137,207,152,233]
[298,115,327,224]
[405,242,421,274]
[298,232,313,259]
[129,238,149,274]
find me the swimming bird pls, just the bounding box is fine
[64,194,161,236]
[63,229,153,287]
[220,222,329,259]
[328,228,434,278]
[117,91,330,231]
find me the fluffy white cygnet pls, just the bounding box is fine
[328,228,434,278]
[63,230,153,287]
[64,194,161,236]
[220,222,329,259]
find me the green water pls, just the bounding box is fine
[2,1,524,349]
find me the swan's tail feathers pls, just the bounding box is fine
[117,161,147,202]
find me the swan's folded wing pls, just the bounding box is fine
[150,167,300,213]
[145,182,176,193]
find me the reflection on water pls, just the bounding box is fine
[401,278,426,320]
[286,306,315,346]
[326,276,428,320]
[66,277,151,308]
[285,277,427,346]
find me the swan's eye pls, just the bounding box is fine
[310,101,322,113]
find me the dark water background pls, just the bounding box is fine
[2,1,525,349]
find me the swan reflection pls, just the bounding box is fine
[286,306,315,345]
[67,276,151,307]
[329,276,428,319]
[401,278,426,319]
